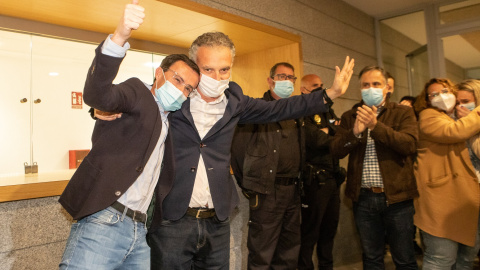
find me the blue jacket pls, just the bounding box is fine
[157,85,330,225]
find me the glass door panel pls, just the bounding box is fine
[0,30,32,177]
[31,36,97,174]
[406,45,430,96]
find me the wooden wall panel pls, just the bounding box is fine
[233,43,303,98]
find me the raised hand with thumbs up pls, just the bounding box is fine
[112,0,145,46]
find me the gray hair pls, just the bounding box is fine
[358,66,388,82]
[189,32,236,63]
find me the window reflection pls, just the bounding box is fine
[0,29,165,182]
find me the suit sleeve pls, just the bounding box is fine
[238,90,329,124]
[83,42,138,113]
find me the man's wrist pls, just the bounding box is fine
[325,88,341,101]
[353,130,363,138]
[323,88,333,105]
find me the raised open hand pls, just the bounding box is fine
[325,56,355,100]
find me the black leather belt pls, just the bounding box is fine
[186,207,216,218]
[111,201,146,223]
[275,177,297,186]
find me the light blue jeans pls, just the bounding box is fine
[59,207,149,270]
[421,229,480,270]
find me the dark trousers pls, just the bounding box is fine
[353,190,418,270]
[298,178,340,270]
[147,214,230,270]
[247,184,301,270]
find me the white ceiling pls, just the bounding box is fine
[342,0,480,70]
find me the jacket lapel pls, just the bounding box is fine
[202,90,235,140]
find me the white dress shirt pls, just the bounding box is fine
[188,91,228,208]
[102,35,169,213]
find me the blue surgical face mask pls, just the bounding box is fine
[154,71,187,112]
[273,80,294,98]
[361,87,385,107]
[460,102,476,111]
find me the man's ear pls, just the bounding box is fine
[267,77,275,89]
[387,83,394,93]
[155,68,163,78]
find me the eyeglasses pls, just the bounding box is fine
[168,69,195,95]
[428,88,450,98]
[272,73,297,83]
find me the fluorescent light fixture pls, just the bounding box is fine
[49,72,59,76]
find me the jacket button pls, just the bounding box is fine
[191,167,196,172]
[115,191,121,196]
[136,166,143,172]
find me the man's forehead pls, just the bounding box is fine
[311,78,322,85]
[197,46,232,60]
[171,61,199,83]
[360,70,385,83]
[275,65,294,74]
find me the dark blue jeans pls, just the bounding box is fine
[353,190,418,270]
[148,214,230,270]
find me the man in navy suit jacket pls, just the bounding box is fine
[147,31,355,269]
[58,2,200,269]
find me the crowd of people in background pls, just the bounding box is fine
[58,1,480,270]
[232,64,480,270]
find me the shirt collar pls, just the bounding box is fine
[191,90,226,105]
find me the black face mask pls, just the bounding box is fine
[301,86,323,95]
[311,86,323,93]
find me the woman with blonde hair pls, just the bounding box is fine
[413,78,480,269]
[456,79,480,179]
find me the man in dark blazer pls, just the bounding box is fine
[58,2,200,269]
[147,30,355,268]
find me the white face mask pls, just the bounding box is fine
[431,93,456,112]
[460,102,476,111]
[273,80,294,98]
[198,73,229,98]
[361,87,385,107]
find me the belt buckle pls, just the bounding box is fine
[371,187,384,193]
[196,209,206,218]
[132,210,142,222]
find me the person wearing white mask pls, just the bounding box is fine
[455,79,480,267]
[231,62,303,269]
[456,80,480,168]
[58,1,200,268]
[413,78,480,269]
[331,66,419,269]
[94,29,355,267]
[146,29,355,268]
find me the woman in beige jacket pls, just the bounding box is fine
[413,78,480,269]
